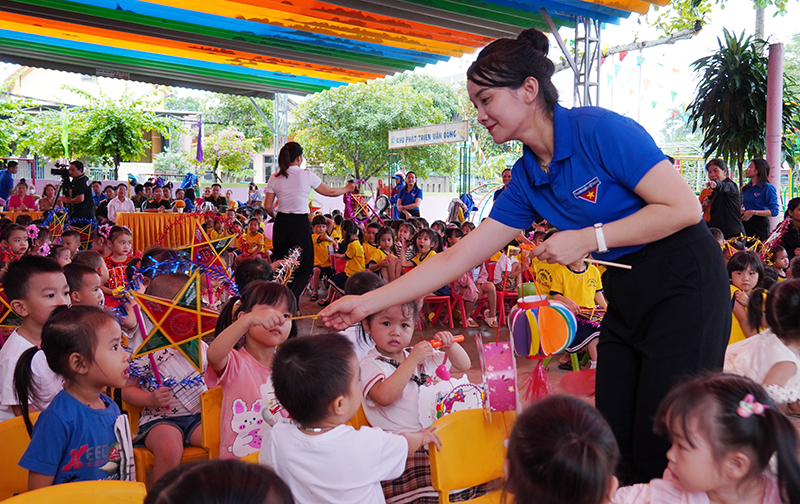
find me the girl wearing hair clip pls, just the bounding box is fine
[612,373,800,504]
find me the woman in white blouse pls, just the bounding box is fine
[265,142,353,301]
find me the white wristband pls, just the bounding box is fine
[594,223,609,254]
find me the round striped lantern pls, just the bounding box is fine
[508,295,577,358]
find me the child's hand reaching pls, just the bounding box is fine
[150,386,172,408]
[408,340,434,365]
[245,307,286,331]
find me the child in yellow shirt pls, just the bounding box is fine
[549,253,607,369]
[318,219,364,306]
[243,218,265,256]
[310,215,335,302]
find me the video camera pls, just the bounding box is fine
[50,162,70,178]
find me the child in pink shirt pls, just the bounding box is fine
[206,281,296,458]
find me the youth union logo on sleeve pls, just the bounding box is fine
[572,177,601,204]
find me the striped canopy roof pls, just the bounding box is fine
[0,0,666,97]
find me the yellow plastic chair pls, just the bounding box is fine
[240,452,260,465]
[200,387,223,460]
[2,480,146,504]
[428,409,510,503]
[344,404,371,430]
[122,400,210,485]
[0,412,40,500]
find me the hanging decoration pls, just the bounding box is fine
[343,180,383,226]
[131,269,219,373]
[274,247,302,285]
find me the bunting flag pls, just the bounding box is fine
[614,64,622,77]
[196,119,203,163]
[671,91,678,102]
[636,55,645,66]
[131,269,218,373]
[618,51,628,61]
[643,78,650,90]
[607,75,613,86]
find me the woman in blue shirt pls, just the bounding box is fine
[395,171,422,219]
[741,158,779,240]
[322,28,729,483]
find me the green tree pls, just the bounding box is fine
[202,93,273,151]
[16,107,89,161]
[202,125,257,182]
[292,78,457,180]
[153,145,195,175]
[454,82,521,179]
[660,103,700,144]
[687,29,800,184]
[0,83,34,157]
[786,33,800,94]
[67,87,179,177]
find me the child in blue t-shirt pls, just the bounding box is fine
[16,306,133,490]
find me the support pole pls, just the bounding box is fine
[766,43,784,230]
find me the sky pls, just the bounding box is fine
[417,0,798,142]
[1,0,797,143]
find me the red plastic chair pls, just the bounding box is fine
[423,293,454,329]
[486,262,518,326]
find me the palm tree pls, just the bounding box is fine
[687,29,800,184]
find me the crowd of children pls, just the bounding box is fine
[1,189,800,504]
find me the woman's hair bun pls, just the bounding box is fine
[517,28,549,57]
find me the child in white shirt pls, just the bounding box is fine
[261,333,439,504]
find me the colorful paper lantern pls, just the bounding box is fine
[131,269,219,373]
[508,295,577,358]
[476,338,518,412]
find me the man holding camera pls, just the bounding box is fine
[60,160,95,220]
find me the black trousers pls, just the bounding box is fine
[596,222,729,484]
[272,212,314,303]
[743,215,770,240]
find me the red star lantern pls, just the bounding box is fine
[69,223,93,250]
[176,222,234,270]
[49,212,67,242]
[131,269,218,373]
[0,285,22,328]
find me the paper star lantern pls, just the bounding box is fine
[69,223,93,250]
[176,222,234,270]
[131,270,219,373]
[49,212,67,242]
[0,285,22,328]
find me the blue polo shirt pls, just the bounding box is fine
[0,169,13,200]
[741,181,779,216]
[490,104,667,261]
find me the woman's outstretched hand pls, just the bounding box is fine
[320,295,370,329]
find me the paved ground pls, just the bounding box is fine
[296,295,596,410]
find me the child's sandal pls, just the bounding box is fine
[485,317,498,328]
[467,317,479,328]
